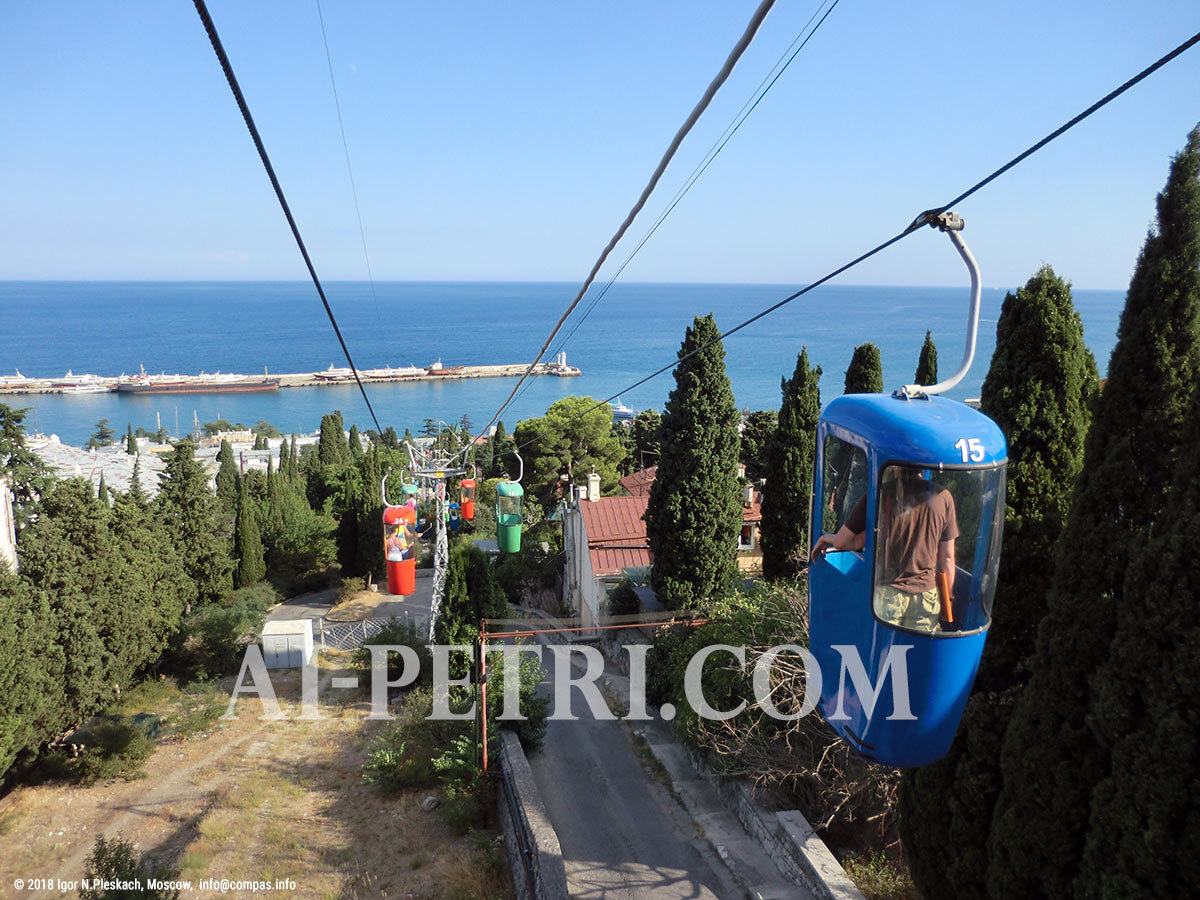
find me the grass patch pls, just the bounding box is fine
[841,851,921,900]
[0,808,23,836]
[105,676,228,740]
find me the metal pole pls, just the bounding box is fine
[901,212,982,397]
[480,625,489,776]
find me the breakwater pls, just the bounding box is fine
[0,362,581,396]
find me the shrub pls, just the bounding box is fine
[362,688,466,794]
[80,834,180,900]
[46,719,154,785]
[607,577,641,616]
[354,619,433,688]
[336,576,366,605]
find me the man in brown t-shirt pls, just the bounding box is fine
[812,468,958,632]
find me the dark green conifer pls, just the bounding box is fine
[843,342,883,394]
[989,126,1200,899]
[318,412,350,468]
[90,418,115,448]
[155,440,232,607]
[336,466,361,575]
[348,424,364,461]
[97,471,110,505]
[0,402,50,526]
[125,423,137,455]
[915,329,938,385]
[1078,381,1200,898]
[355,447,384,580]
[738,409,777,483]
[215,440,238,512]
[488,422,517,480]
[127,457,148,507]
[287,434,300,480]
[233,475,266,588]
[899,265,1096,900]
[644,314,741,609]
[759,348,821,581]
[0,568,64,777]
[630,409,662,470]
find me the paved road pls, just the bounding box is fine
[526,649,741,899]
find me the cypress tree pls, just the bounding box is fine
[97,471,110,505]
[127,457,148,507]
[1078,382,1200,898]
[630,409,662,470]
[155,440,232,608]
[759,348,821,581]
[843,342,883,393]
[355,447,385,580]
[644,314,741,609]
[318,412,350,468]
[348,424,364,461]
[489,422,517,480]
[265,456,285,536]
[215,440,238,511]
[738,409,776,483]
[336,466,361,575]
[989,127,1200,899]
[125,423,137,455]
[914,329,938,386]
[899,265,1096,900]
[287,434,300,480]
[233,474,266,588]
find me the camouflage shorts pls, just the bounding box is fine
[876,585,940,633]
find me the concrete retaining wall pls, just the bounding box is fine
[496,730,569,900]
[678,741,865,900]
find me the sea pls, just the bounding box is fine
[0,281,1125,447]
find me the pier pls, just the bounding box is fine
[0,360,581,396]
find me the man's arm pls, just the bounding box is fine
[937,538,955,574]
[812,524,866,559]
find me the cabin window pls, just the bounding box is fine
[822,436,868,538]
[872,464,1006,634]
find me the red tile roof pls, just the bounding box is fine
[618,466,657,497]
[743,490,762,523]
[579,495,652,577]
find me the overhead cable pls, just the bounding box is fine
[510,27,1200,457]
[192,0,383,433]
[316,0,388,339]
[542,0,842,369]
[471,0,782,451]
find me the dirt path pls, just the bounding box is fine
[1,668,510,900]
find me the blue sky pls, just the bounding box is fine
[2,1,1198,288]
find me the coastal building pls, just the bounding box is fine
[562,474,653,631]
[614,464,763,572]
[29,436,168,498]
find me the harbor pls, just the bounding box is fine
[0,354,580,396]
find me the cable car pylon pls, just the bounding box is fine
[404,422,471,641]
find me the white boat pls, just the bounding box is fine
[62,383,112,394]
[0,370,31,386]
[363,364,427,379]
[313,364,354,381]
[610,398,635,421]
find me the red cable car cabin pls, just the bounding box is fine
[460,478,476,520]
[382,506,416,595]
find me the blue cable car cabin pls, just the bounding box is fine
[809,393,1006,767]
